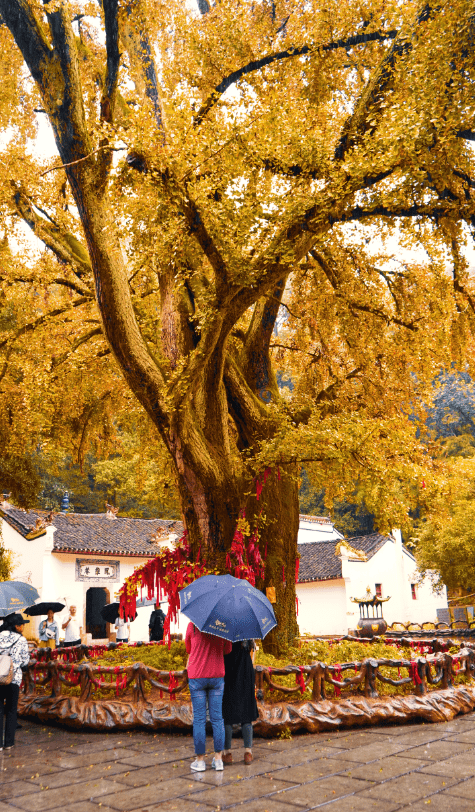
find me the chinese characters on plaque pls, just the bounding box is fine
[75,559,120,582]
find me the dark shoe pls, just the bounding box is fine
[3,746,14,751]
[244,751,253,765]
[222,753,233,765]
[16,724,23,730]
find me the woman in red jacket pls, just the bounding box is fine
[185,623,232,772]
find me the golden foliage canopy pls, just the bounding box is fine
[1,0,475,557]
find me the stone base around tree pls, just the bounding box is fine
[17,684,475,736]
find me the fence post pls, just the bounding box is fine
[79,664,93,702]
[363,659,379,698]
[133,664,146,702]
[414,658,427,696]
[255,665,265,701]
[311,663,325,701]
[50,662,61,697]
[440,653,452,689]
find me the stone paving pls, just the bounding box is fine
[3,714,475,811]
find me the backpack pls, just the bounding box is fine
[0,640,16,685]
[151,610,165,636]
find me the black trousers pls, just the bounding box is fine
[0,683,20,748]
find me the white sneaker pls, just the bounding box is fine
[191,759,206,772]
[212,757,224,771]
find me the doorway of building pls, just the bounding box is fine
[85,587,110,639]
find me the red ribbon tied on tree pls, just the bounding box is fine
[296,666,306,694]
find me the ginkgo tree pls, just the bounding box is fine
[1,0,475,651]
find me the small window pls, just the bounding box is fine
[375,583,382,598]
[411,584,417,600]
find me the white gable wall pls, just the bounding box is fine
[1,517,54,638]
[297,535,448,637]
[297,579,348,636]
[298,517,344,544]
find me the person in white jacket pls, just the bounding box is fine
[0,613,30,751]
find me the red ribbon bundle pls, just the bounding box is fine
[113,668,127,696]
[409,660,423,685]
[255,468,271,501]
[296,666,306,694]
[333,664,342,696]
[118,531,208,646]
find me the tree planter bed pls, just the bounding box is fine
[17,685,475,735]
[18,641,475,735]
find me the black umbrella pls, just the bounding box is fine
[0,581,40,617]
[25,602,65,617]
[101,602,137,624]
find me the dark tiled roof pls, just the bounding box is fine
[1,507,184,557]
[299,514,333,524]
[298,533,392,583]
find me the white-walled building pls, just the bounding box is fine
[1,499,448,642]
[0,499,184,643]
[296,519,448,636]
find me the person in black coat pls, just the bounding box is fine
[222,639,258,765]
[148,603,166,642]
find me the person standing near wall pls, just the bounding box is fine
[38,610,59,648]
[114,616,130,644]
[62,606,81,647]
[0,613,30,750]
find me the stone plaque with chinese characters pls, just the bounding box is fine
[75,559,120,582]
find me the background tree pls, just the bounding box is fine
[0,526,16,581]
[1,1,475,650]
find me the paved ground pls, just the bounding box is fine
[3,714,475,811]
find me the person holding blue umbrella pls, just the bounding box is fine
[185,622,232,772]
[179,573,277,772]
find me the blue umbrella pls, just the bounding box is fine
[179,574,277,642]
[0,581,40,618]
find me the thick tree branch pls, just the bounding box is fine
[333,6,434,161]
[0,0,52,88]
[41,1,92,164]
[223,355,277,449]
[14,191,93,287]
[167,174,230,289]
[122,1,165,134]
[243,278,286,400]
[457,130,475,142]
[194,28,398,126]
[102,0,120,113]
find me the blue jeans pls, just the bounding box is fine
[189,677,225,755]
[224,722,253,750]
